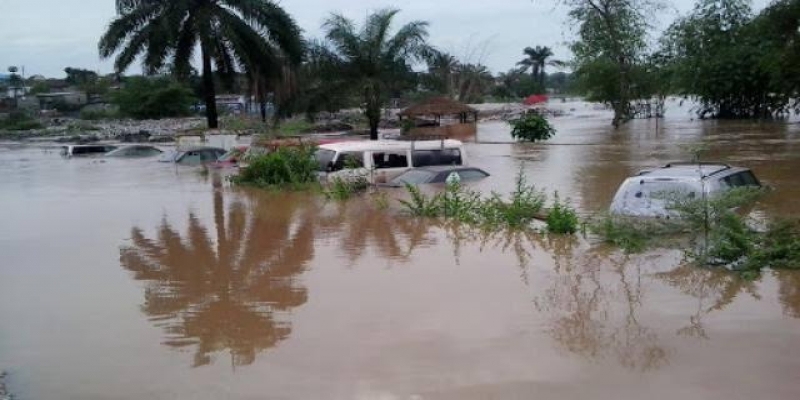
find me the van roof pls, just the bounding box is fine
[318,139,463,152]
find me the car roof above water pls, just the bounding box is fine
[318,139,463,153]
[634,163,750,181]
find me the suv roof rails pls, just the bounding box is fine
[664,162,732,177]
[664,161,731,168]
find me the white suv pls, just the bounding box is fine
[610,163,761,217]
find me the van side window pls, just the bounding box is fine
[411,149,462,167]
[332,152,364,171]
[372,151,409,169]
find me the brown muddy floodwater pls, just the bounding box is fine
[2,101,800,399]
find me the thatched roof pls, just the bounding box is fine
[398,97,477,117]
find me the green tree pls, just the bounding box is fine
[99,0,303,129]
[319,8,431,140]
[662,0,800,118]
[567,0,657,126]
[517,46,564,92]
[64,67,99,86]
[112,76,195,119]
[424,50,458,97]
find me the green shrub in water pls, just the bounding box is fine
[480,168,546,229]
[546,193,578,234]
[590,214,682,253]
[232,145,318,189]
[509,112,556,142]
[440,180,483,223]
[399,168,554,231]
[399,183,442,217]
[325,176,369,201]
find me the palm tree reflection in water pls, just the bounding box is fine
[120,188,314,367]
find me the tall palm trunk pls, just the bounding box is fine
[201,45,219,129]
[365,83,381,140]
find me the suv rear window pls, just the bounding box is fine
[411,149,462,167]
[722,170,760,188]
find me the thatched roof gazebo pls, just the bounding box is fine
[398,97,479,124]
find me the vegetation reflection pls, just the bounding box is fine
[119,185,314,367]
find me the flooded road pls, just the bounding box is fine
[2,103,800,399]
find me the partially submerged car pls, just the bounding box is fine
[384,166,490,187]
[210,146,249,168]
[610,162,761,217]
[158,146,226,165]
[60,144,117,157]
[104,145,163,158]
[316,139,466,183]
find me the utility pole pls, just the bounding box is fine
[8,66,20,109]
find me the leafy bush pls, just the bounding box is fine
[111,77,195,119]
[232,145,319,189]
[590,214,683,253]
[325,176,369,200]
[480,169,546,228]
[399,183,442,217]
[546,193,579,234]
[398,168,571,233]
[440,180,483,223]
[0,111,43,131]
[509,112,556,142]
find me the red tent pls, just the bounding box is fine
[523,94,548,105]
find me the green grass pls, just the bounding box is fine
[231,145,319,189]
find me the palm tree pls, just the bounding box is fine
[99,0,304,129]
[517,46,563,92]
[425,50,459,97]
[320,9,431,140]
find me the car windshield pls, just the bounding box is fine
[218,149,244,162]
[315,149,336,171]
[390,169,436,185]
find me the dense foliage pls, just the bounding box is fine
[509,113,556,142]
[111,77,194,119]
[100,0,303,129]
[661,0,800,118]
[232,145,319,189]
[568,0,656,126]
[316,9,431,140]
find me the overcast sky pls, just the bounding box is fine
[0,0,771,78]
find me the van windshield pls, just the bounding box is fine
[315,149,336,171]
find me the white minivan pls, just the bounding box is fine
[315,139,466,183]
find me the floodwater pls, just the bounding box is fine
[1,101,800,399]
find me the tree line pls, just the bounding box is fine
[90,0,800,135]
[570,0,800,125]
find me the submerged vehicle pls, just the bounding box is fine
[610,162,761,217]
[384,166,490,187]
[60,144,117,157]
[210,146,249,168]
[316,139,466,183]
[104,145,163,158]
[159,146,226,165]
